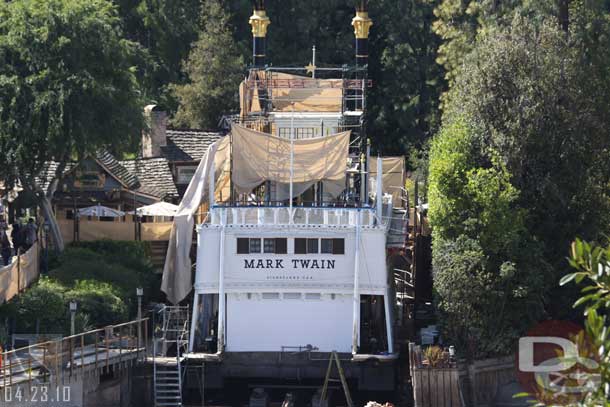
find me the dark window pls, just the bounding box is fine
[249,238,261,253]
[321,239,333,254]
[321,238,345,254]
[332,238,345,254]
[263,238,275,253]
[237,238,249,254]
[295,238,307,254]
[307,238,319,254]
[275,238,288,254]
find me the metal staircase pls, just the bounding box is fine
[153,305,190,407]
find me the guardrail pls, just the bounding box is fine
[0,318,149,388]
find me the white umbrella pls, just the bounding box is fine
[135,202,178,217]
[78,204,125,218]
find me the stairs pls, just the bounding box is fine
[153,305,190,407]
[150,241,169,273]
[154,362,183,407]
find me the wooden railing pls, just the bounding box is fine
[0,318,149,388]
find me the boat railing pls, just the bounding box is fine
[206,205,384,227]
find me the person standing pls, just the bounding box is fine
[10,223,22,255]
[1,230,11,266]
[23,218,38,251]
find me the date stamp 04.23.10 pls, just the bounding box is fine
[1,385,81,407]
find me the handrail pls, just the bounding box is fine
[1,318,149,387]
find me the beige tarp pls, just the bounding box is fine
[162,126,350,304]
[370,156,406,207]
[0,243,39,304]
[240,72,343,115]
[58,219,173,242]
[231,125,349,200]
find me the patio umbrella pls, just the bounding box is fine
[134,202,178,217]
[78,204,125,218]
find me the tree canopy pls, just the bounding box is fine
[429,10,610,357]
[0,0,145,249]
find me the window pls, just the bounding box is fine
[321,238,345,255]
[238,237,286,254]
[283,293,301,300]
[307,238,319,254]
[237,238,249,254]
[262,293,280,300]
[295,238,319,254]
[249,238,261,253]
[305,293,321,300]
[177,166,197,184]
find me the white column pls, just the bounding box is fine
[352,211,362,354]
[217,212,227,352]
[189,292,200,353]
[376,156,383,225]
[384,289,394,354]
[209,155,215,209]
[289,105,294,223]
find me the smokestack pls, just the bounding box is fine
[249,1,270,67]
[352,1,373,67]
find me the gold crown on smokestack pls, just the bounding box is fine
[249,1,270,38]
[352,12,373,39]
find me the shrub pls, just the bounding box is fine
[65,280,128,328]
[3,277,67,335]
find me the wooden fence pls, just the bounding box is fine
[466,357,515,406]
[409,343,464,407]
[409,343,517,407]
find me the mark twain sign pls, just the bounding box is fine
[244,258,336,270]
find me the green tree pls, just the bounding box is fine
[446,16,610,317]
[432,0,555,91]
[367,0,444,155]
[171,0,245,129]
[114,0,201,109]
[0,0,145,251]
[429,117,547,358]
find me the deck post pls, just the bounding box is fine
[189,292,200,353]
[352,210,362,354]
[217,210,227,352]
[384,288,394,354]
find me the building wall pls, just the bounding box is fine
[226,292,352,352]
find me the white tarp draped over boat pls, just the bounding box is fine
[162,138,229,304]
[162,125,351,304]
[230,124,350,200]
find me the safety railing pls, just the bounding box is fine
[0,318,148,388]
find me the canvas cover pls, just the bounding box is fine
[162,126,350,304]
[240,72,343,115]
[369,156,406,207]
[0,243,39,304]
[230,125,349,200]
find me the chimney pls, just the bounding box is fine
[352,1,373,67]
[142,105,167,158]
[249,1,270,67]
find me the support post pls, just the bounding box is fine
[384,289,394,354]
[289,105,294,222]
[376,156,383,223]
[352,211,362,354]
[189,292,200,353]
[217,210,227,352]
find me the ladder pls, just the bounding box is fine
[153,305,190,407]
[319,351,354,407]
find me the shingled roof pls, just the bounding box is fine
[120,158,178,199]
[96,151,140,190]
[161,129,223,161]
